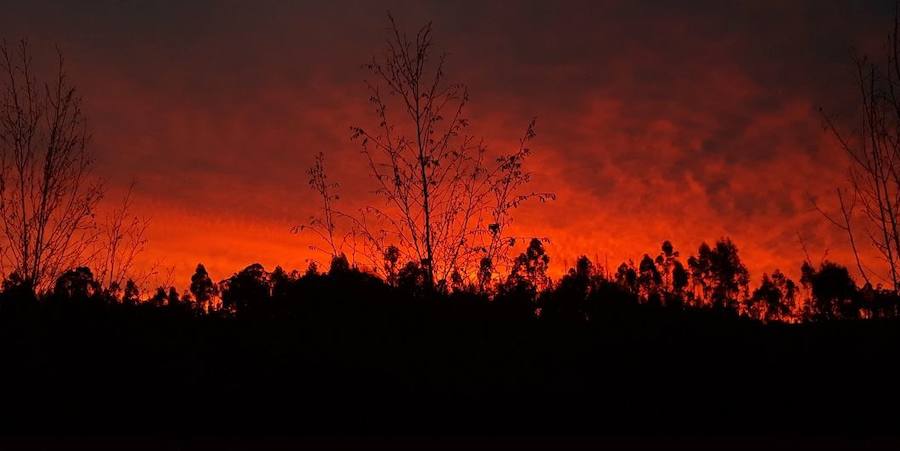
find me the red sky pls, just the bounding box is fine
[2,1,895,288]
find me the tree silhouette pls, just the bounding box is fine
[149,286,167,307]
[220,263,270,313]
[671,260,689,307]
[477,121,555,289]
[328,254,351,275]
[747,270,796,322]
[301,151,346,260]
[304,260,319,277]
[270,265,297,301]
[166,286,181,306]
[189,263,217,312]
[383,245,401,287]
[52,266,99,301]
[654,240,688,307]
[615,260,639,295]
[801,261,859,320]
[477,256,494,294]
[542,255,596,321]
[496,238,550,318]
[688,239,749,313]
[638,254,662,305]
[122,278,139,306]
[506,238,551,292]
[0,271,31,300]
[816,10,900,291]
[349,15,551,291]
[0,41,103,293]
[396,260,427,297]
[95,183,149,294]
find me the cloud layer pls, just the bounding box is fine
[1,0,894,285]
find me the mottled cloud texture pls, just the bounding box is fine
[1,0,895,284]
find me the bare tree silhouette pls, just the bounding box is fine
[349,15,552,291]
[0,40,102,293]
[94,182,149,297]
[817,8,900,291]
[298,152,347,261]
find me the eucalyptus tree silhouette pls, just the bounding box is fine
[638,254,662,305]
[504,238,551,294]
[190,263,217,312]
[220,263,271,313]
[328,254,351,275]
[270,266,298,301]
[541,255,597,321]
[52,266,100,301]
[654,241,689,308]
[857,283,900,319]
[495,238,550,318]
[166,286,181,307]
[688,239,749,313]
[801,261,859,320]
[747,270,796,322]
[615,260,639,295]
[396,261,428,298]
[148,286,167,307]
[122,279,140,306]
[0,271,35,306]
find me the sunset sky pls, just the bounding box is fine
[2,0,896,287]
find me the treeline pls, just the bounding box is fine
[4,236,897,325]
[4,235,900,436]
[3,17,899,329]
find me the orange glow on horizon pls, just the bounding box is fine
[3,1,890,291]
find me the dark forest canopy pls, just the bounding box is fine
[3,236,897,324]
[2,238,900,437]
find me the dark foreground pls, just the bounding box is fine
[0,286,898,444]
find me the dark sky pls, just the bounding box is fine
[1,0,895,284]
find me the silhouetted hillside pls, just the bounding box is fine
[1,259,899,437]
